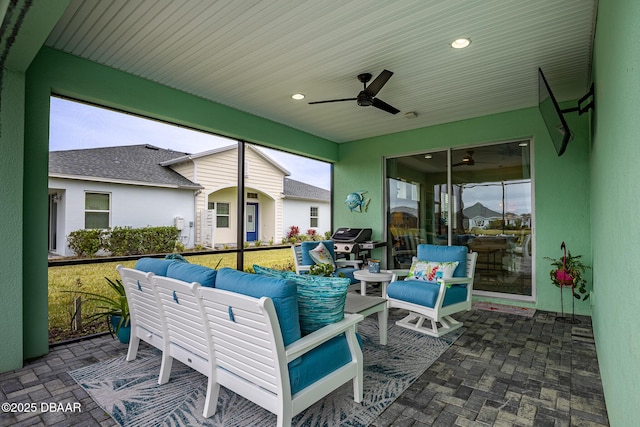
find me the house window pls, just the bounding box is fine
[310,206,319,228]
[216,202,230,228]
[85,192,110,229]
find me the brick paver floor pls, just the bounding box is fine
[0,308,608,426]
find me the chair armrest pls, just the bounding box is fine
[440,277,472,286]
[335,260,363,268]
[385,269,410,281]
[285,313,363,362]
[296,265,311,274]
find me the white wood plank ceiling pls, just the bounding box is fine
[46,0,597,143]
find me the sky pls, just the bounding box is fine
[462,181,531,215]
[49,97,332,190]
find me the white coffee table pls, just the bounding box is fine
[353,269,394,296]
[344,293,388,345]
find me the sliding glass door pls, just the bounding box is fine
[386,140,533,299]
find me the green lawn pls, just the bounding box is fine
[48,249,294,343]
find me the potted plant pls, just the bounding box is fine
[309,262,336,277]
[545,241,590,321]
[65,277,130,343]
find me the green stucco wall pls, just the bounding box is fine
[336,106,592,314]
[591,0,640,424]
[0,0,71,372]
[0,69,26,370]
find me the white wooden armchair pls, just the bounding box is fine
[116,265,171,384]
[197,287,363,427]
[384,244,477,337]
[152,276,217,417]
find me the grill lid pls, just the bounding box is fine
[332,228,372,243]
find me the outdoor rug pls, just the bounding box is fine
[70,316,462,427]
[473,301,536,318]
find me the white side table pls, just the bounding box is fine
[344,293,388,345]
[352,270,394,296]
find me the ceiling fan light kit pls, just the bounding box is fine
[453,150,476,167]
[309,69,400,114]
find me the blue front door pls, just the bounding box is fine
[246,203,258,242]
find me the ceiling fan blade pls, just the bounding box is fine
[308,98,357,105]
[364,69,393,97]
[371,97,400,114]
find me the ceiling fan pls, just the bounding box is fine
[453,150,476,167]
[308,70,400,114]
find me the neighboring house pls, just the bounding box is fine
[162,144,290,248]
[49,144,330,255]
[282,178,331,236]
[48,144,202,256]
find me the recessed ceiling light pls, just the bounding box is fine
[451,38,471,49]
[519,142,529,147]
[424,154,433,159]
[291,93,305,100]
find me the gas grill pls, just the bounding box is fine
[331,227,373,255]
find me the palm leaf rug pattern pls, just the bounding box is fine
[70,316,462,427]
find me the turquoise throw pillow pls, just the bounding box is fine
[252,264,289,278]
[254,265,349,335]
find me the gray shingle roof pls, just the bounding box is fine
[49,144,202,189]
[283,178,330,201]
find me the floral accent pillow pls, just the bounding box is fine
[405,258,459,283]
[308,242,336,269]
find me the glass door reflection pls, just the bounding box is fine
[386,141,532,298]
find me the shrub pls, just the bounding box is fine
[141,226,180,254]
[67,229,104,257]
[104,226,142,255]
[286,225,300,240]
[68,226,179,257]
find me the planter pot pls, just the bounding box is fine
[110,315,131,344]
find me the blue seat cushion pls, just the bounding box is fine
[386,280,468,308]
[416,244,468,277]
[289,334,352,395]
[135,258,176,276]
[215,268,301,346]
[166,262,217,288]
[335,266,359,284]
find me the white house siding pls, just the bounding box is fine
[282,198,331,236]
[48,177,196,256]
[174,146,285,246]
